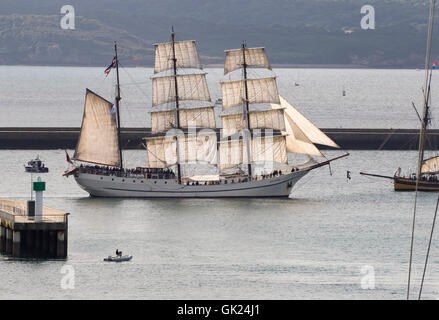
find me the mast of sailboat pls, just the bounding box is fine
[241,41,252,177]
[171,27,182,183]
[114,41,123,169]
[407,0,436,300]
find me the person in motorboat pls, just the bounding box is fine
[116,249,122,257]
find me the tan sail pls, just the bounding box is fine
[151,107,216,134]
[218,135,287,171]
[251,135,288,163]
[221,113,246,137]
[179,107,216,130]
[152,74,211,107]
[154,40,202,74]
[146,133,217,168]
[275,96,340,148]
[150,110,176,134]
[224,47,271,75]
[219,139,246,171]
[221,77,280,111]
[179,132,218,164]
[221,109,285,137]
[421,155,439,173]
[73,89,121,166]
[146,136,178,168]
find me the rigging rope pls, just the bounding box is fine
[418,193,439,300]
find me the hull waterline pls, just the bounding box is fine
[394,177,439,192]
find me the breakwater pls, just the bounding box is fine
[0,127,435,150]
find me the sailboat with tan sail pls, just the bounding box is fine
[64,30,348,198]
[360,1,438,192]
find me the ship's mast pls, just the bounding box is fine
[407,0,436,300]
[171,27,182,183]
[421,71,433,158]
[114,41,123,169]
[242,41,252,177]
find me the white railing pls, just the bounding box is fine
[0,200,67,223]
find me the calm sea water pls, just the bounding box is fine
[1,67,439,300]
[1,66,439,129]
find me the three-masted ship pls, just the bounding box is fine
[65,31,347,198]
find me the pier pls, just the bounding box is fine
[0,127,435,150]
[0,182,68,259]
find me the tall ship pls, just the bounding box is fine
[64,30,347,198]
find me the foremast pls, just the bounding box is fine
[220,43,286,176]
[219,42,343,176]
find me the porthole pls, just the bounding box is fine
[133,180,136,183]
[122,179,125,182]
[154,181,157,184]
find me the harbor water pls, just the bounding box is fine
[1,67,439,299]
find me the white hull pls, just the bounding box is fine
[73,170,309,198]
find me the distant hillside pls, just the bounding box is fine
[0,14,153,66]
[0,0,438,67]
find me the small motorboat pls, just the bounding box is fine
[25,156,49,173]
[103,255,133,262]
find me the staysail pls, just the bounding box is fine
[283,112,323,157]
[73,89,121,166]
[276,96,339,149]
[269,95,340,157]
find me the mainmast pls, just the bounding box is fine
[241,41,253,177]
[171,27,182,183]
[114,41,123,169]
